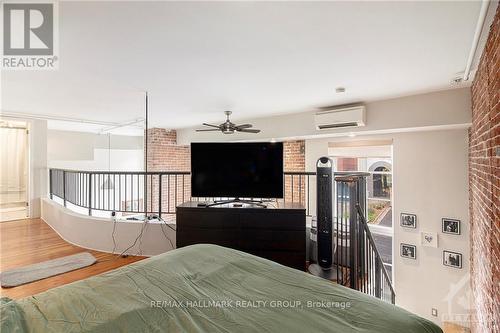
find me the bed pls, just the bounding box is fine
[1,244,442,332]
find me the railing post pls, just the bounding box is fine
[375,260,382,299]
[357,178,366,292]
[49,169,53,199]
[88,173,92,216]
[158,175,162,219]
[349,181,359,290]
[62,170,67,207]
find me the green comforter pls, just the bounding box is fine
[1,244,441,332]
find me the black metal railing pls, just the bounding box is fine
[49,169,316,217]
[334,173,395,304]
[283,171,316,215]
[49,168,394,303]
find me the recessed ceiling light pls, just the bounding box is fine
[348,132,356,138]
[335,87,346,93]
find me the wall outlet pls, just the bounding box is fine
[431,308,438,317]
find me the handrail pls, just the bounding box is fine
[333,173,395,304]
[49,168,191,175]
[356,203,395,303]
[282,171,317,176]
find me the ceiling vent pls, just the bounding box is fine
[314,105,366,130]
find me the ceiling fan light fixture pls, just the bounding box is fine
[197,111,261,135]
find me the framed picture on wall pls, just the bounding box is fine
[442,218,460,235]
[443,250,462,269]
[400,213,417,228]
[400,243,416,259]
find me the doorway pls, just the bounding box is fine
[0,120,29,222]
[329,140,394,282]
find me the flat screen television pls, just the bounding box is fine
[191,142,284,198]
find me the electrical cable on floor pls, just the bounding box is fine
[99,214,149,263]
[99,212,177,263]
[111,211,118,254]
[97,211,121,263]
[118,217,149,258]
[141,214,175,251]
[158,216,174,250]
[137,216,152,256]
[131,214,177,257]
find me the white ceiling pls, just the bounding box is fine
[1,1,481,131]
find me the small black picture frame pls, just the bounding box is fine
[442,218,460,235]
[443,250,462,269]
[400,243,416,260]
[400,213,417,229]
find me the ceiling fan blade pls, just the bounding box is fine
[237,128,261,133]
[196,129,221,132]
[235,124,253,129]
[202,123,221,129]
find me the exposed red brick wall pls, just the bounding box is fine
[146,128,190,215]
[469,6,499,333]
[337,157,358,172]
[283,140,306,204]
[284,140,305,172]
[146,128,190,172]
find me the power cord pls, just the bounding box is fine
[111,211,118,254]
[99,213,176,263]
[118,216,149,257]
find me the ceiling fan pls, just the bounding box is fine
[196,111,261,134]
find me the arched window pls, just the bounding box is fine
[372,165,391,199]
[374,166,389,172]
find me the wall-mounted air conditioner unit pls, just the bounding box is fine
[314,105,366,130]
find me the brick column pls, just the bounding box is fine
[283,140,306,204]
[146,129,190,218]
[469,5,499,333]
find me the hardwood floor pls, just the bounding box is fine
[443,322,471,333]
[0,218,145,299]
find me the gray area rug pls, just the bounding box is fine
[0,252,97,288]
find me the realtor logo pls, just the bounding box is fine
[1,1,59,69]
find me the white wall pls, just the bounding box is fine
[177,87,471,144]
[47,130,143,171]
[41,198,175,256]
[49,149,143,172]
[393,130,469,326]
[305,129,470,326]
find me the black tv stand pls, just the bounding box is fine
[207,198,267,208]
[176,201,306,270]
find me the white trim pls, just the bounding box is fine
[463,0,491,81]
[236,123,472,143]
[1,110,141,127]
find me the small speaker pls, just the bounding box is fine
[316,157,333,269]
